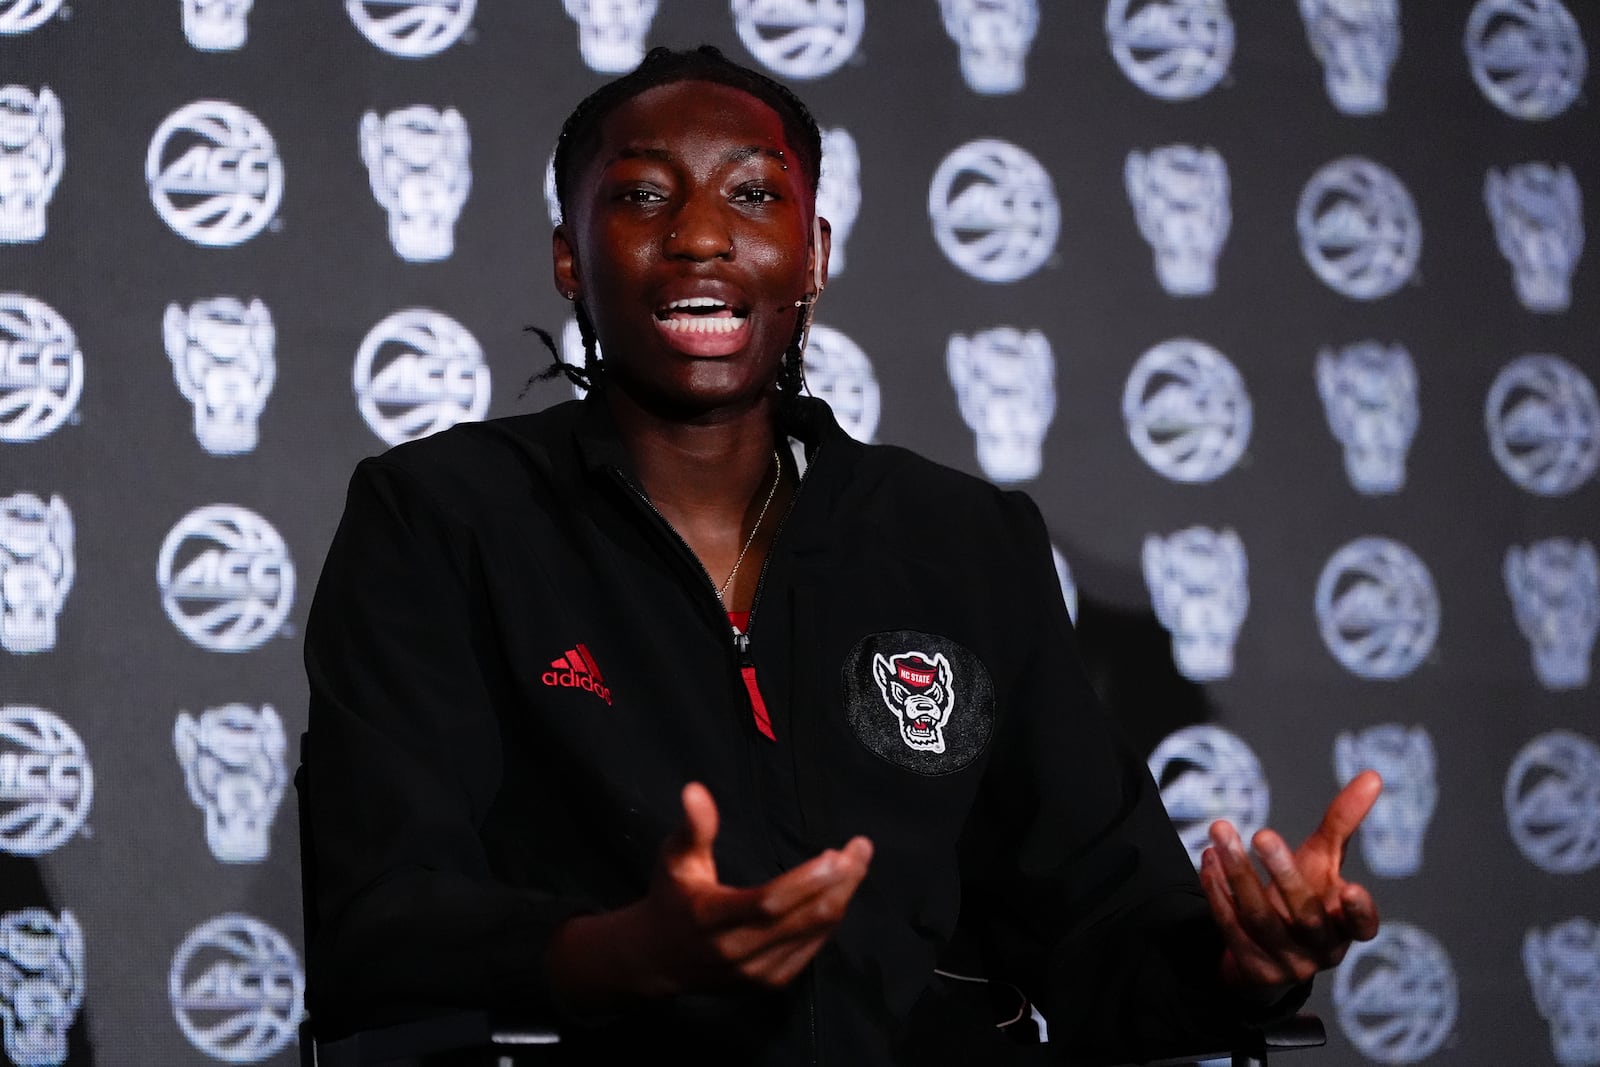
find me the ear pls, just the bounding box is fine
[808,215,832,297]
[553,223,582,303]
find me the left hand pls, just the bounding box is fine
[1199,769,1383,1002]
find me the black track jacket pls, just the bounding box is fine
[303,395,1286,1065]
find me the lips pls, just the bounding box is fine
[653,290,751,358]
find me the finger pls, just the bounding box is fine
[1253,829,1328,943]
[1200,849,1288,987]
[722,848,871,961]
[1211,822,1293,955]
[759,837,875,916]
[661,783,722,884]
[680,782,720,854]
[739,930,830,989]
[1336,882,1380,942]
[1310,770,1382,856]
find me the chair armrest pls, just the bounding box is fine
[310,1011,560,1066]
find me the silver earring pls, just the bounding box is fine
[564,290,576,301]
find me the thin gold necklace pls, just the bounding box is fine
[718,449,782,607]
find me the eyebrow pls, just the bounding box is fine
[610,144,787,168]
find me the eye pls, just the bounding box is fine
[618,186,665,205]
[733,184,780,205]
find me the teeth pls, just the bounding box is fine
[667,297,727,310]
[659,316,747,334]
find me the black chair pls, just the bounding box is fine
[294,732,1322,1066]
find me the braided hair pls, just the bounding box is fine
[531,45,823,403]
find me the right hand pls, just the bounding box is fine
[547,782,874,1007]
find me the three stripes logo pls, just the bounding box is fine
[542,643,612,705]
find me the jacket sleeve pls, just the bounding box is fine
[302,457,593,1036]
[956,492,1307,1064]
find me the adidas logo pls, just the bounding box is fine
[541,643,612,705]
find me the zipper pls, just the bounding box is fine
[608,467,731,619]
[742,440,815,651]
[807,965,820,1065]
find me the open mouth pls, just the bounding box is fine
[655,296,750,335]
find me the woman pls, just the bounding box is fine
[303,45,1380,1065]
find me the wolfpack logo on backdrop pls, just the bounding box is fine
[939,0,1038,95]
[361,106,471,263]
[169,914,303,1063]
[1333,922,1458,1064]
[354,308,490,446]
[0,907,82,1067]
[0,85,62,244]
[1105,0,1234,101]
[182,0,252,51]
[0,0,64,34]
[1485,162,1584,313]
[928,139,1059,284]
[1486,354,1599,496]
[1315,537,1438,680]
[1148,725,1268,867]
[174,703,286,863]
[1505,730,1600,875]
[1334,724,1435,877]
[732,0,864,80]
[1297,0,1400,115]
[347,0,474,57]
[146,100,282,247]
[1505,538,1599,690]
[1297,157,1420,300]
[1316,340,1417,495]
[1524,917,1600,1067]
[158,505,294,653]
[1465,0,1586,121]
[843,632,993,775]
[947,326,1055,483]
[0,705,92,857]
[1123,338,1251,484]
[164,296,276,456]
[563,0,657,73]
[803,323,879,443]
[1050,545,1079,624]
[816,126,859,275]
[0,492,72,656]
[0,294,81,443]
[1124,144,1230,297]
[1142,526,1247,682]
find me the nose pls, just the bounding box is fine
[663,193,733,261]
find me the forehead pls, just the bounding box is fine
[593,80,794,164]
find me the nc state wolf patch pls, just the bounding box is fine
[843,631,994,775]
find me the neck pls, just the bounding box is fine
[605,387,782,517]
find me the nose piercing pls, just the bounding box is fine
[669,231,677,239]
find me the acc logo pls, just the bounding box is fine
[1315,537,1438,680]
[1125,144,1230,297]
[1466,0,1586,120]
[0,293,81,443]
[164,296,276,456]
[0,0,64,33]
[1524,917,1600,1067]
[0,907,83,1067]
[354,308,490,446]
[360,106,471,263]
[1297,157,1420,300]
[1149,724,1268,867]
[0,492,73,655]
[842,631,993,775]
[1298,0,1400,115]
[564,0,657,73]
[947,326,1055,484]
[158,505,294,654]
[733,0,864,80]
[0,705,91,857]
[1505,729,1600,874]
[146,100,282,247]
[928,139,1059,284]
[1505,538,1599,691]
[1106,0,1234,100]
[1485,163,1584,314]
[1334,922,1458,1063]
[347,0,474,57]
[183,0,253,51]
[169,914,303,1063]
[940,0,1038,94]
[175,704,286,864]
[1316,340,1417,495]
[1334,724,1435,878]
[803,323,878,443]
[816,126,859,275]
[1486,354,1599,496]
[1143,526,1247,682]
[0,85,63,244]
[1123,337,1251,484]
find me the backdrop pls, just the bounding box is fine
[2,2,1596,1064]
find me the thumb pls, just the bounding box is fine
[675,782,720,859]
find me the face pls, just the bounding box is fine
[554,81,827,415]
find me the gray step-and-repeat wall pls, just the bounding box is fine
[3,1,1597,1064]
